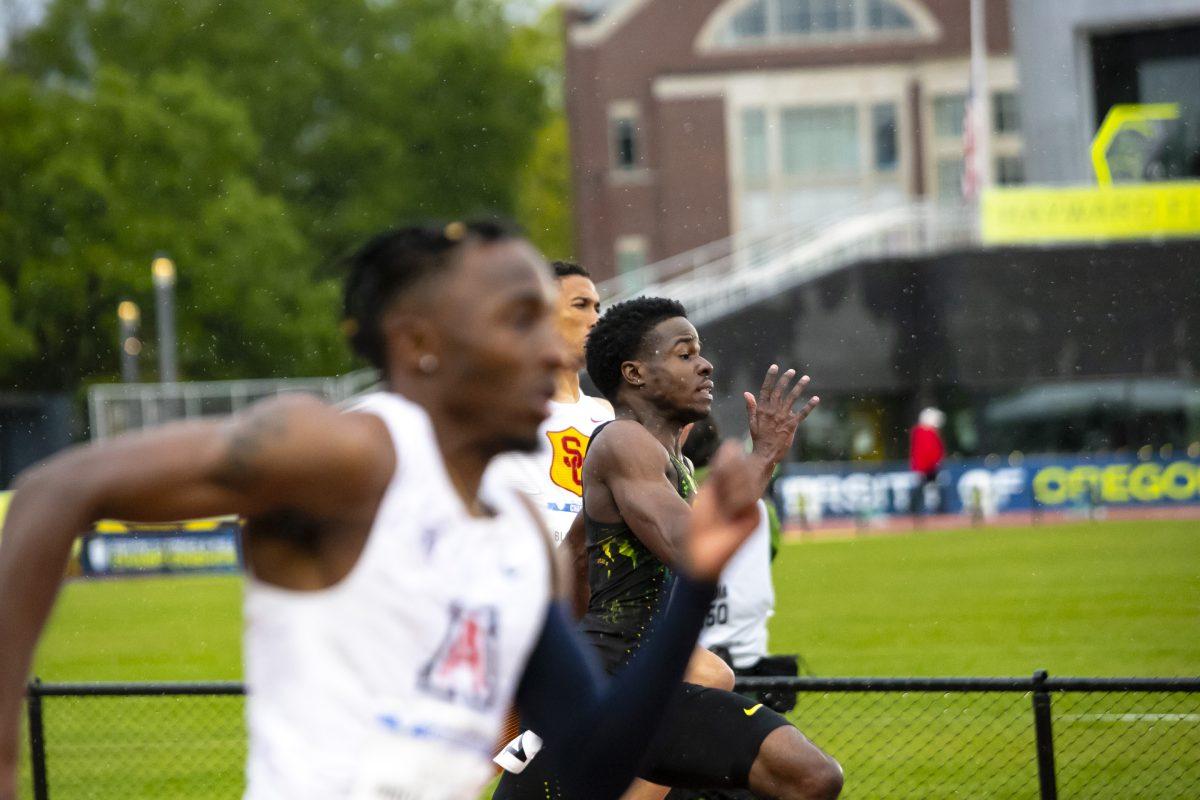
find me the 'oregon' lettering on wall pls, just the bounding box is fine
[1032,461,1200,505]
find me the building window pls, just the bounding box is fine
[996,155,1024,185]
[936,92,1022,138]
[782,0,853,34]
[615,236,647,282]
[742,108,770,184]
[612,117,638,170]
[933,94,966,138]
[993,91,1020,134]
[776,0,811,34]
[609,101,642,173]
[732,0,769,37]
[781,105,859,177]
[732,98,907,228]
[936,157,964,200]
[1091,24,1200,179]
[930,89,1024,198]
[866,0,914,30]
[719,0,924,46]
[872,103,898,171]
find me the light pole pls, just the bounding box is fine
[151,253,178,383]
[117,300,142,382]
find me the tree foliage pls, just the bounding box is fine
[0,0,570,391]
[512,5,574,260]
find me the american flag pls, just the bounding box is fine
[963,0,989,202]
[961,84,979,202]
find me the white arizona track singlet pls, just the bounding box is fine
[484,394,613,546]
[698,499,774,668]
[243,392,551,800]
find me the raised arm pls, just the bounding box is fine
[0,395,391,798]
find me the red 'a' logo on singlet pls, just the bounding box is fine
[546,426,591,497]
[418,603,499,711]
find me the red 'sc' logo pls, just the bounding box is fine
[546,427,591,496]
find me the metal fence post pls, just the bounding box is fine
[27,678,50,800]
[1031,669,1058,800]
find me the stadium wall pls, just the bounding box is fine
[0,393,76,489]
[696,239,1200,460]
[776,453,1200,523]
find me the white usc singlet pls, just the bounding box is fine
[698,499,774,668]
[484,394,613,546]
[243,392,551,800]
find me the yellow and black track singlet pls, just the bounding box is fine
[579,423,697,673]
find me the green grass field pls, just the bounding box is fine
[21,519,1200,798]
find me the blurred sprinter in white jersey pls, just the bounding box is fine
[0,223,767,800]
[486,262,613,546]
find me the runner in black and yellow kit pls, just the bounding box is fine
[495,297,843,800]
[578,434,697,673]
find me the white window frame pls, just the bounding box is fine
[608,100,652,184]
[696,0,941,52]
[919,60,1023,201]
[729,95,907,230]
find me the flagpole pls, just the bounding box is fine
[969,0,992,192]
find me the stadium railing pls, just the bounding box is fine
[86,368,380,440]
[20,672,1199,799]
[597,200,977,326]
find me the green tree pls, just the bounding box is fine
[10,0,547,261]
[1,0,569,392]
[511,4,575,260]
[0,66,345,389]
[518,114,575,261]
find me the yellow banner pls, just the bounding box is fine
[0,491,10,534]
[981,182,1200,245]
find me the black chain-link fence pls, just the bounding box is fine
[754,675,1200,800]
[20,682,245,800]
[20,674,1199,799]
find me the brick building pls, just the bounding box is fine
[564,0,1022,282]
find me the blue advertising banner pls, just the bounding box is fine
[77,520,243,577]
[776,455,1200,523]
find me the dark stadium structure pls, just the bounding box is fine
[0,393,76,487]
[697,240,1200,461]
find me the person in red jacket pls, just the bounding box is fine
[909,407,946,523]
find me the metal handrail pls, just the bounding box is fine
[601,201,979,326]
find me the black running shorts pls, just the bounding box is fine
[492,682,789,799]
[639,682,790,789]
